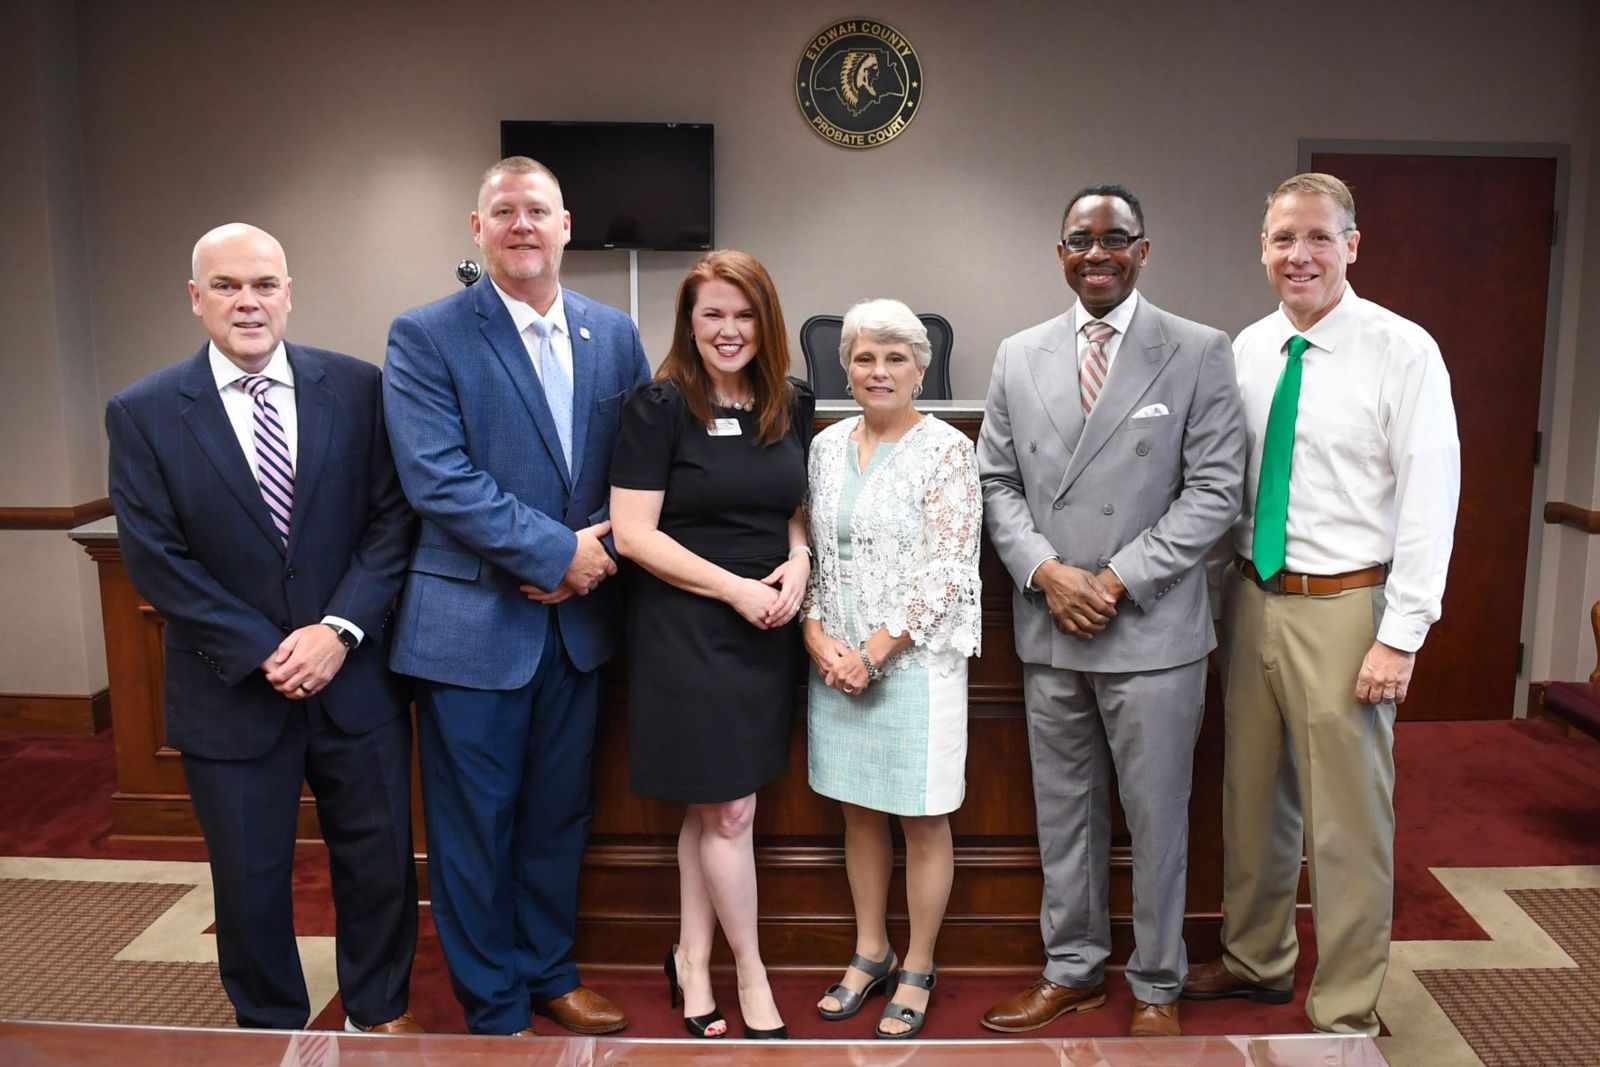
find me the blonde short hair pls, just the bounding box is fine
[1263,172,1355,231]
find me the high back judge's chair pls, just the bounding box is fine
[799,313,954,401]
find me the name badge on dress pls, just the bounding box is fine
[708,418,743,437]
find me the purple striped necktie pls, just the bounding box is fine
[237,375,294,546]
[1080,320,1115,414]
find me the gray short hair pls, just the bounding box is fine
[838,298,931,369]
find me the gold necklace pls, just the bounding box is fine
[713,394,754,411]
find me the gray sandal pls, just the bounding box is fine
[817,948,899,1021]
[877,966,936,1039]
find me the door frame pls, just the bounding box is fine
[1298,139,1571,718]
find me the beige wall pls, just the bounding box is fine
[0,0,106,696]
[4,0,1600,696]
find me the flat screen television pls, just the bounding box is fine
[499,121,714,251]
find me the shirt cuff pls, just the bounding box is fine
[1375,611,1426,654]
[1106,561,1133,605]
[320,615,365,647]
[1025,555,1059,591]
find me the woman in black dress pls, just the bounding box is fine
[610,250,813,1039]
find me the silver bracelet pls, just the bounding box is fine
[789,545,813,560]
[857,643,883,681]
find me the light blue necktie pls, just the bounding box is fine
[528,318,573,469]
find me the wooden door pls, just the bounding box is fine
[1308,152,1557,720]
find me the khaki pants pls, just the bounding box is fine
[1218,565,1396,1036]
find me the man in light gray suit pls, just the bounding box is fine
[977,184,1245,1038]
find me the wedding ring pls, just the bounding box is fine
[842,686,855,695]
[299,684,312,694]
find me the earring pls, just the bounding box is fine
[844,383,854,397]
[912,382,924,398]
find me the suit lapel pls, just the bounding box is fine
[1059,301,1176,496]
[564,289,597,483]
[1022,312,1085,454]
[285,345,332,556]
[474,279,572,487]
[178,348,286,554]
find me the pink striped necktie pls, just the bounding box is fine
[1079,320,1115,414]
[238,375,294,546]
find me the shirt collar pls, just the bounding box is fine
[1073,289,1140,337]
[210,342,293,392]
[490,278,568,339]
[1271,284,1358,355]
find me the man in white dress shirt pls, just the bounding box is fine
[1182,173,1460,1036]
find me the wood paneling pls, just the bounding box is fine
[0,688,110,734]
[1308,152,1558,720]
[1545,501,1600,534]
[0,497,112,530]
[72,414,1233,971]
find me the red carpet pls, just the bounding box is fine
[5,718,1599,1039]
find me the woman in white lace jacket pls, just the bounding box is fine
[802,298,981,1039]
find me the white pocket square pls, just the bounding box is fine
[1131,403,1170,419]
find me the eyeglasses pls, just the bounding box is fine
[1061,231,1145,252]
[1265,229,1353,252]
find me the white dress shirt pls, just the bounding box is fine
[208,342,364,646]
[1230,285,1460,652]
[489,279,574,391]
[1025,291,1142,591]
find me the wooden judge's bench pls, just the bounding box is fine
[70,403,1227,972]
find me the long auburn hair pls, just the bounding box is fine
[656,250,792,446]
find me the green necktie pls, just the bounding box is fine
[1251,334,1308,580]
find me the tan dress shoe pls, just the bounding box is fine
[980,976,1107,1033]
[1130,999,1180,1037]
[534,986,629,1034]
[1181,957,1293,1004]
[344,1011,425,1034]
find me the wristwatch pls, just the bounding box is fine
[857,643,884,682]
[322,622,359,651]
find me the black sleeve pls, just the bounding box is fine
[609,380,681,490]
[789,376,816,454]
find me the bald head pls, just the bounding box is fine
[191,222,287,280]
[188,222,294,371]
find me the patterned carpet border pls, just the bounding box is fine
[1380,864,1600,1067]
[0,857,337,1028]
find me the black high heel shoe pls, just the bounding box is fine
[743,1021,789,1039]
[665,944,726,1039]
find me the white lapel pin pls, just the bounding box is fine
[579,326,591,340]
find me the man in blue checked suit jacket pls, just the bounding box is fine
[383,157,648,1037]
[106,224,419,1033]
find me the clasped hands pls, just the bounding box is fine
[520,521,617,604]
[727,553,809,630]
[1037,560,1125,640]
[262,623,348,699]
[806,631,869,697]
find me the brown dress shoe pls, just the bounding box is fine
[1130,999,1180,1037]
[980,976,1107,1033]
[1181,957,1293,1004]
[344,1011,425,1034]
[534,986,629,1034]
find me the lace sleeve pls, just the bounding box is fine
[896,432,982,658]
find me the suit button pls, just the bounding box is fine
[1028,441,1037,453]
[1136,443,1150,456]
[280,625,291,634]
[286,568,296,580]
[1053,500,1066,511]
[1102,504,1115,515]
[1098,557,1111,568]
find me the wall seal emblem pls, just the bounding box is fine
[795,19,922,149]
